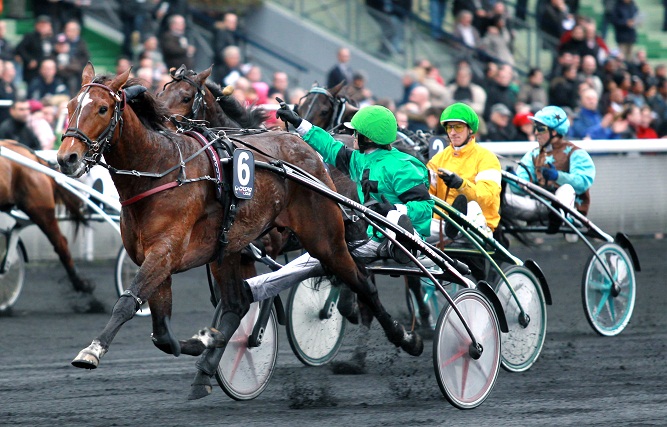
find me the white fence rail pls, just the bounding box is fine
[3,140,666,261]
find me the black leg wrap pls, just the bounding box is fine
[111,292,139,321]
[195,311,241,375]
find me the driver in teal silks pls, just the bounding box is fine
[244,103,434,304]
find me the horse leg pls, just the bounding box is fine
[23,205,94,294]
[405,275,432,327]
[71,249,180,369]
[189,255,252,400]
[146,276,224,357]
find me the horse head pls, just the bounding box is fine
[158,64,212,122]
[296,81,358,131]
[58,62,131,177]
[158,65,267,129]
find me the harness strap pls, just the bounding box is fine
[120,182,180,206]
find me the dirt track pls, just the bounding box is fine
[1,236,666,426]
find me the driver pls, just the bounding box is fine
[243,103,434,306]
[428,102,502,241]
[503,105,596,236]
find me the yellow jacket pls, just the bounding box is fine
[427,137,502,230]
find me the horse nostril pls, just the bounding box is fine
[66,153,79,166]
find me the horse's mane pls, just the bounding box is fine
[92,75,171,132]
[206,81,269,129]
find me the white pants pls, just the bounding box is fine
[504,184,576,222]
[247,208,422,302]
[431,200,492,238]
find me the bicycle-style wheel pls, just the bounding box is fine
[433,289,501,409]
[216,301,278,400]
[494,265,547,372]
[114,246,149,316]
[582,242,636,336]
[0,237,26,313]
[286,277,346,367]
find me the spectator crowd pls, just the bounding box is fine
[0,0,666,151]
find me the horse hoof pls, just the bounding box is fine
[401,331,424,357]
[187,384,213,400]
[71,351,99,369]
[188,371,213,400]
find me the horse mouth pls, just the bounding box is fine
[59,162,87,178]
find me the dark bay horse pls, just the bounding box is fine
[159,70,435,370]
[158,64,267,129]
[57,63,422,397]
[0,140,101,311]
[297,84,430,164]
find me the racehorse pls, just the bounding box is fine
[57,63,422,398]
[157,67,384,334]
[160,69,439,369]
[158,64,267,129]
[296,84,430,163]
[0,140,101,311]
[295,82,358,132]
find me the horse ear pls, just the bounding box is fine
[330,81,345,96]
[109,67,131,93]
[198,66,212,84]
[81,62,95,86]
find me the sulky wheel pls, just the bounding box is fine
[582,242,636,336]
[286,277,346,366]
[432,288,501,409]
[494,265,547,372]
[0,237,26,314]
[216,301,278,400]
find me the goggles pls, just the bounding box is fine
[443,123,467,133]
[533,124,550,134]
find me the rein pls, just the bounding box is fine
[62,82,126,170]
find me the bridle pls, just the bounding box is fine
[298,86,349,132]
[162,69,207,121]
[61,82,125,171]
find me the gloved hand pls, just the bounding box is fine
[541,163,559,181]
[367,195,395,216]
[437,168,464,189]
[275,97,302,128]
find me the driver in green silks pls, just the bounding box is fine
[243,103,434,305]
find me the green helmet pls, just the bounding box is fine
[346,105,397,145]
[440,102,479,133]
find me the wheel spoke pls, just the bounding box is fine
[592,290,610,317]
[460,356,470,399]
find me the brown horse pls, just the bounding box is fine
[57,63,422,398]
[297,84,431,164]
[157,64,268,129]
[295,82,359,132]
[0,140,101,311]
[159,70,431,370]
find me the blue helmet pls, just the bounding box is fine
[529,106,570,136]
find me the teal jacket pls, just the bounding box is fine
[300,124,434,239]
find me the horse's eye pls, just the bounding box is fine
[99,106,108,114]
[183,97,191,103]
